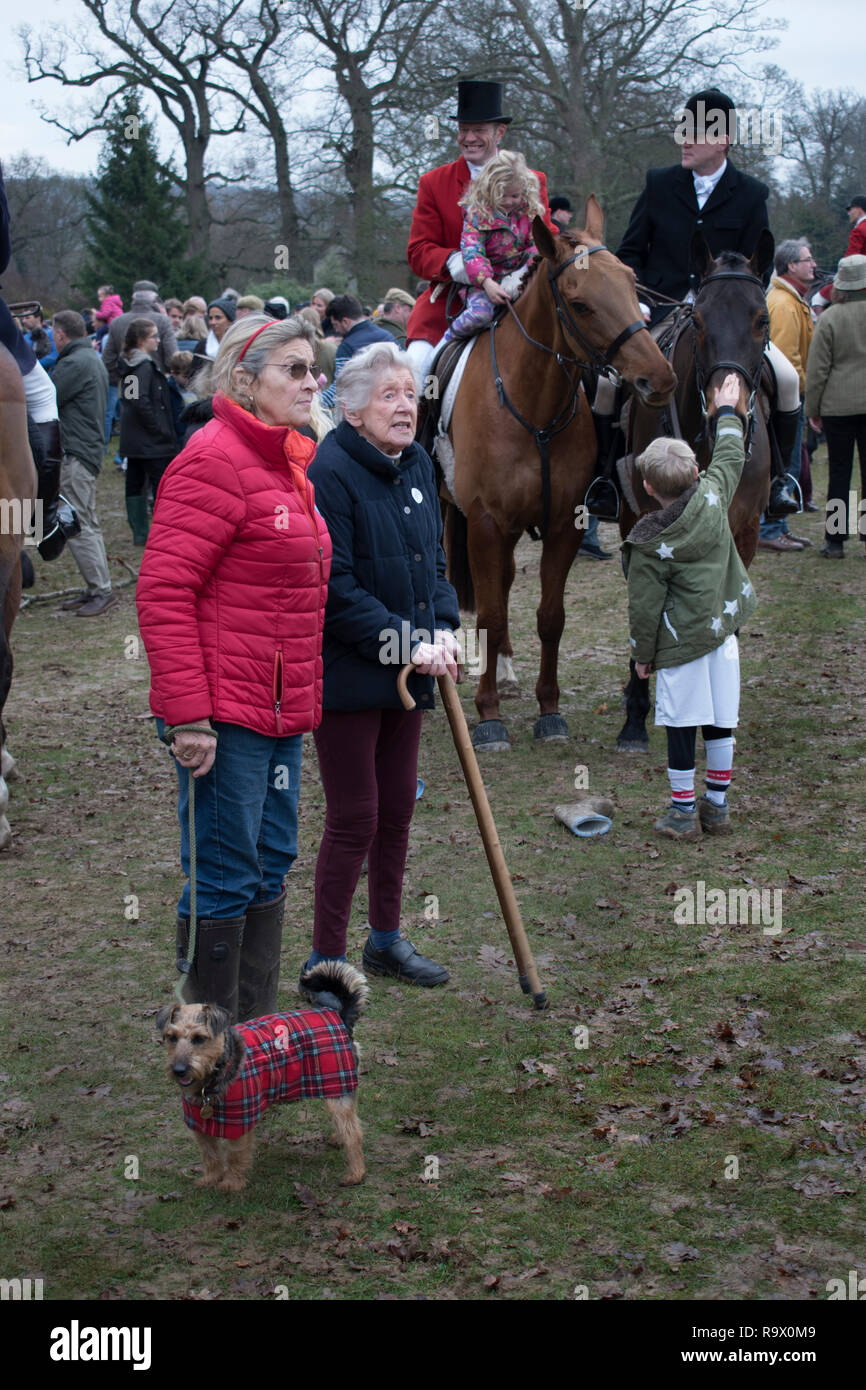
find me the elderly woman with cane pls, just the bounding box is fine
[304,340,460,987]
[136,314,331,1019]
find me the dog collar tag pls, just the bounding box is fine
[200,1099,214,1119]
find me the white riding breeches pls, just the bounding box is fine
[405,338,436,383]
[765,340,800,412]
[22,360,58,422]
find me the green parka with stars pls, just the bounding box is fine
[621,409,758,670]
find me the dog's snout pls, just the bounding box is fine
[172,1062,189,1076]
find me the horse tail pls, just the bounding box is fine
[444,501,475,612]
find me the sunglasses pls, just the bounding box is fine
[267,360,318,380]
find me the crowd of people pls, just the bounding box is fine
[3,74,865,1007]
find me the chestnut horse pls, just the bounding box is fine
[0,343,37,848]
[617,229,775,750]
[445,196,676,750]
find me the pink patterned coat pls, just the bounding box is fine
[460,209,536,288]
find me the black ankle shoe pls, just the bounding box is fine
[362,936,449,987]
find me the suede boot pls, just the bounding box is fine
[237,888,286,1021]
[176,914,245,1020]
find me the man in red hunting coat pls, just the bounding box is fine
[405,80,554,380]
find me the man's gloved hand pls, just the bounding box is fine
[446,251,471,285]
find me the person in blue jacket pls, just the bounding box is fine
[306,340,461,987]
[319,294,394,409]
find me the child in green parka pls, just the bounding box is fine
[622,374,758,840]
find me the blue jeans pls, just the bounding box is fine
[104,384,119,445]
[156,718,302,919]
[759,401,803,539]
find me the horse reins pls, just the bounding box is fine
[489,244,650,538]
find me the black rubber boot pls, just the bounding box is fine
[237,888,286,1021]
[32,419,81,561]
[125,494,150,545]
[766,408,802,518]
[176,914,245,1020]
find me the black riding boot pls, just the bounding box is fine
[176,914,245,1020]
[766,407,802,518]
[237,888,286,1021]
[30,418,80,561]
[584,413,621,521]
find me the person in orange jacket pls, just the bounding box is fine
[404,80,554,382]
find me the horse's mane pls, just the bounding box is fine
[513,228,586,303]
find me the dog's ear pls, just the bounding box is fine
[202,1003,230,1034]
[156,1002,179,1035]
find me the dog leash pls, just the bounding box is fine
[161,723,218,1004]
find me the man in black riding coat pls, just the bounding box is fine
[617,88,770,313]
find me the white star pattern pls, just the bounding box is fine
[656,541,675,560]
[710,616,723,634]
[724,599,739,617]
[741,580,753,598]
[705,488,720,507]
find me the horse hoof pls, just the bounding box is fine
[534,713,568,743]
[472,720,511,752]
[616,739,649,754]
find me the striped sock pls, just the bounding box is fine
[705,737,734,806]
[668,767,696,811]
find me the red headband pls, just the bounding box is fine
[238,322,272,361]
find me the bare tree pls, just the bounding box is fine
[20,0,247,258]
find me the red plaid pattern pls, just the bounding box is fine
[183,1010,358,1140]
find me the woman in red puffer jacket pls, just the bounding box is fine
[137,314,332,1020]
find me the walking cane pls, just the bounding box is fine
[397,663,549,1010]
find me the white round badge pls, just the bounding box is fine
[411,487,423,503]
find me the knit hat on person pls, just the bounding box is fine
[383,287,416,308]
[834,254,866,292]
[236,295,265,312]
[207,296,238,321]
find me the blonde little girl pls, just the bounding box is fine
[442,150,544,342]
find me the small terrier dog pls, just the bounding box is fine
[157,961,368,1193]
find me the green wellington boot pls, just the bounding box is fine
[237,888,286,1021]
[125,494,150,545]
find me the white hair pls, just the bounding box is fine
[333,341,421,422]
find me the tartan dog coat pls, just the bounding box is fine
[183,1011,359,1140]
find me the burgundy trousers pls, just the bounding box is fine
[312,708,423,957]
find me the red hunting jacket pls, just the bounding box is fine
[182,1012,358,1140]
[845,217,866,259]
[136,392,332,737]
[406,156,554,345]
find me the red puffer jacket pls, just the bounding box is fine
[136,392,332,737]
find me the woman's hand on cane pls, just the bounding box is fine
[412,640,457,682]
[172,722,217,777]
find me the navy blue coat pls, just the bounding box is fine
[308,421,460,711]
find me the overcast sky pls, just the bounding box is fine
[0,0,862,176]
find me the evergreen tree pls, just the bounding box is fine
[81,93,210,304]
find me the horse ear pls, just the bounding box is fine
[690,231,714,282]
[749,227,775,281]
[533,214,558,261]
[583,194,604,243]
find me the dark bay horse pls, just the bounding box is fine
[617,229,775,750]
[445,196,676,751]
[0,342,37,848]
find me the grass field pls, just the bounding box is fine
[2,448,864,1301]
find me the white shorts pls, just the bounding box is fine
[654,635,740,728]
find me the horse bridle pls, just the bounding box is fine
[691,269,769,453]
[489,243,650,536]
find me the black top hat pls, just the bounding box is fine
[453,80,511,125]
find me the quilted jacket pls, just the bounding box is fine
[136,392,332,736]
[182,1011,358,1140]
